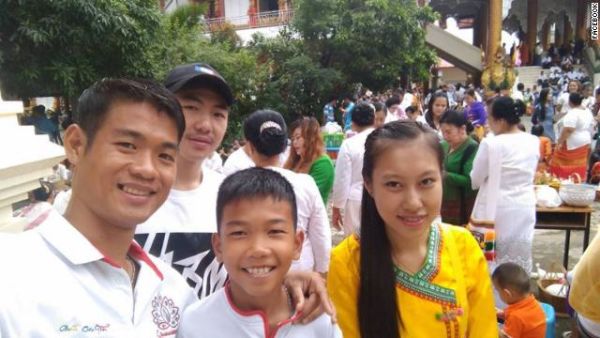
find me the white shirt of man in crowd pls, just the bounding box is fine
[331,126,375,236]
[202,151,223,173]
[400,91,414,111]
[223,144,255,176]
[556,81,581,118]
[223,143,289,176]
[512,89,524,102]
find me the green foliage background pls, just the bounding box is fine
[0,0,437,143]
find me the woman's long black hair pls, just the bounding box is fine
[538,88,550,121]
[358,121,444,338]
[425,93,449,130]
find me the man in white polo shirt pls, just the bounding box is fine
[0,78,195,336]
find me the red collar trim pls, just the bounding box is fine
[224,282,300,338]
[101,241,164,280]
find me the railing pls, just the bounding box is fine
[203,9,293,31]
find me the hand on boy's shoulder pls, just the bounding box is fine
[289,311,342,338]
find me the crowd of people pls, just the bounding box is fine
[2,58,600,338]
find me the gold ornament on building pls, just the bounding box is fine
[481,45,516,95]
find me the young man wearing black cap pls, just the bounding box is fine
[134,65,335,325]
[135,63,233,299]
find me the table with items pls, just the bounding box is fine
[535,205,593,269]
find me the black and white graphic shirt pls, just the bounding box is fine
[135,168,228,299]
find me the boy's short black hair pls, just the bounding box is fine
[75,78,185,148]
[492,262,530,295]
[531,124,544,136]
[216,167,297,232]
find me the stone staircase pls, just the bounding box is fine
[425,24,483,75]
[514,66,542,90]
[0,95,64,232]
[515,64,590,90]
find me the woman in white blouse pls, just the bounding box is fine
[470,97,539,288]
[243,109,331,278]
[551,92,595,180]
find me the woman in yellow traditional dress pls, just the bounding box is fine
[327,121,497,338]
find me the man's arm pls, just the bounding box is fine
[284,271,336,324]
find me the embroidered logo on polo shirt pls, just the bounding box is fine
[152,295,180,336]
[58,323,110,333]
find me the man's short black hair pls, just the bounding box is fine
[351,102,375,127]
[216,167,297,232]
[75,78,185,148]
[385,95,402,109]
[569,92,583,106]
[492,262,530,295]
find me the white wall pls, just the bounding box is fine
[225,0,249,20]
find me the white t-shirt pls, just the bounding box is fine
[0,210,196,337]
[560,107,595,150]
[583,96,596,112]
[511,91,524,102]
[203,151,224,174]
[52,188,72,215]
[267,167,331,273]
[178,286,342,338]
[135,168,228,300]
[332,127,374,207]
[557,92,571,116]
[223,147,255,176]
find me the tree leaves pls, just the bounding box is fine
[0,0,161,98]
[291,0,437,91]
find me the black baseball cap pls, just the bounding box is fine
[164,63,234,106]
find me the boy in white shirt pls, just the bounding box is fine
[178,168,342,338]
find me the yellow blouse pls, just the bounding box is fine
[327,223,498,338]
[570,231,600,322]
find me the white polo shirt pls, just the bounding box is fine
[178,286,342,338]
[0,210,196,337]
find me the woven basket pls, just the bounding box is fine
[537,279,568,317]
[559,183,596,207]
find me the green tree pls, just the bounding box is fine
[145,9,270,143]
[291,0,437,91]
[250,29,342,122]
[0,0,161,99]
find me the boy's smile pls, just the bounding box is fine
[213,197,303,310]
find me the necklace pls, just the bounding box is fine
[125,255,137,287]
[283,286,293,315]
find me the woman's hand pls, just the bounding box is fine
[332,207,343,231]
[284,271,337,324]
